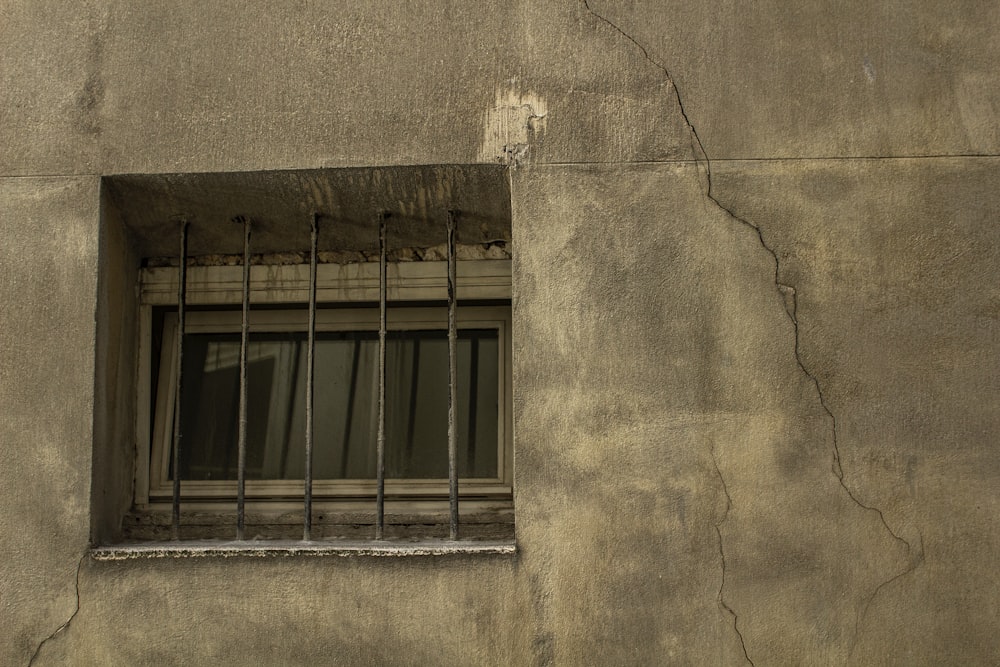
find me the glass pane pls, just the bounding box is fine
[173,329,499,481]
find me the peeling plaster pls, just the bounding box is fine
[580,0,924,655]
[479,84,548,167]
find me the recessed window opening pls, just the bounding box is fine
[131,211,512,544]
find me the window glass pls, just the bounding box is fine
[174,329,499,481]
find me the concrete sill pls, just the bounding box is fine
[91,539,516,560]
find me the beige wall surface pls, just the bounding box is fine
[2,1,998,665]
[0,176,98,662]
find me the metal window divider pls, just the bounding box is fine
[375,211,388,540]
[171,219,189,541]
[447,210,459,540]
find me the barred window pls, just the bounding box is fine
[91,166,515,557]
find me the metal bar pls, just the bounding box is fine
[236,216,251,540]
[447,210,459,540]
[304,214,319,541]
[375,212,388,540]
[171,220,189,541]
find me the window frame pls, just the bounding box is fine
[133,259,513,510]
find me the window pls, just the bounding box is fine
[128,240,513,544]
[90,166,515,554]
[150,307,510,498]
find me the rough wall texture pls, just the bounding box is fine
[0,177,97,662]
[2,0,998,665]
[712,157,1000,663]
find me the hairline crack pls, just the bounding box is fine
[579,0,924,654]
[711,446,756,666]
[28,552,86,667]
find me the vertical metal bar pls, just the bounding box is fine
[236,217,251,540]
[375,212,388,540]
[171,220,189,541]
[304,214,319,541]
[447,210,459,540]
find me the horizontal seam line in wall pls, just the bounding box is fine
[0,172,102,179]
[3,153,1000,178]
[711,153,1000,162]
[536,153,1000,166]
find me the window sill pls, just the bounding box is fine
[90,539,516,560]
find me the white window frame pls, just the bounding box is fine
[134,260,513,509]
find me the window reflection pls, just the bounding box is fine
[175,330,499,481]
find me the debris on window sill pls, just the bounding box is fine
[91,539,516,560]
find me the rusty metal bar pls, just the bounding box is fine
[304,214,319,541]
[447,210,459,540]
[375,212,388,540]
[171,220,189,541]
[236,216,251,540]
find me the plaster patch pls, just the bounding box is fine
[862,57,877,83]
[478,85,548,167]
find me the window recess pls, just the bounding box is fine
[89,166,514,554]
[127,217,512,545]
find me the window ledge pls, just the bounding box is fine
[90,539,516,560]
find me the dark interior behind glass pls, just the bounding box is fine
[171,329,500,481]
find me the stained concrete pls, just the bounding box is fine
[713,157,1000,663]
[104,166,513,257]
[0,177,98,663]
[0,1,692,176]
[3,0,1000,665]
[512,163,911,664]
[586,0,1000,159]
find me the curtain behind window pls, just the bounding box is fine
[176,330,499,481]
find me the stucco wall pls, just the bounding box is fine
[2,1,999,664]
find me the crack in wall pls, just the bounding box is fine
[580,0,924,655]
[711,447,756,666]
[850,530,925,659]
[27,553,86,667]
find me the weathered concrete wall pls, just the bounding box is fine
[3,0,999,664]
[589,1,1000,158]
[0,0,691,175]
[712,157,1000,663]
[0,177,98,662]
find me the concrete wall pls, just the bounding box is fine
[2,1,998,664]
